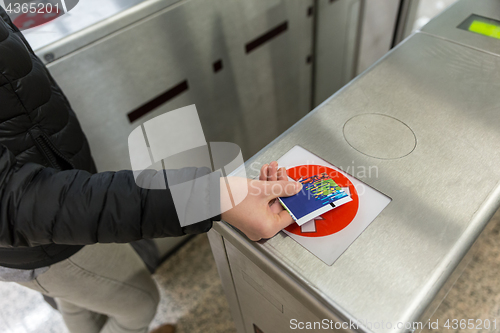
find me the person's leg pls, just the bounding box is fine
[18,243,160,333]
[18,278,106,333]
[56,299,107,333]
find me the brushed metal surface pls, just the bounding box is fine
[421,0,500,56]
[218,228,355,333]
[241,270,283,313]
[44,0,313,171]
[343,114,416,159]
[218,31,500,333]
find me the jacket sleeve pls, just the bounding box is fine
[0,145,220,247]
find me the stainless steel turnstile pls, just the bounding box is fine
[17,0,369,254]
[19,0,417,169]
[20,0,373,172]
[208,0,500,332]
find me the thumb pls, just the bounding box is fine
[265,180,302,199]
[271,209,295,232]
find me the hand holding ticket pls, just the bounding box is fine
[278,172,352,226]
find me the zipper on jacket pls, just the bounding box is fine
[31,129,74,171]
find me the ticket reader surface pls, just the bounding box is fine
[208,0,500,332]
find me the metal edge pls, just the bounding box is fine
[403,181,500,325]
[35,0,184,64]
[415,237,475,332]
[418,30,500,59]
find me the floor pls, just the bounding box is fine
[1,209,500,333]
[148,236,236,333]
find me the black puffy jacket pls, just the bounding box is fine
[0,8,215,269]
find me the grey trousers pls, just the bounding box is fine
[18,243,160,333]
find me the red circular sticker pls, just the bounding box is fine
[284,165,359,237]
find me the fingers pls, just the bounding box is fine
[267,161,278,181]
[259,164,268,181]
[273,209,295,231]
[277,167,287,181]
[259,207,295,240]
[269,199,284,214]
[260,163,288,182]
[264,180,302,199]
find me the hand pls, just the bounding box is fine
[258,161,292,217]
[221,161,301,241]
